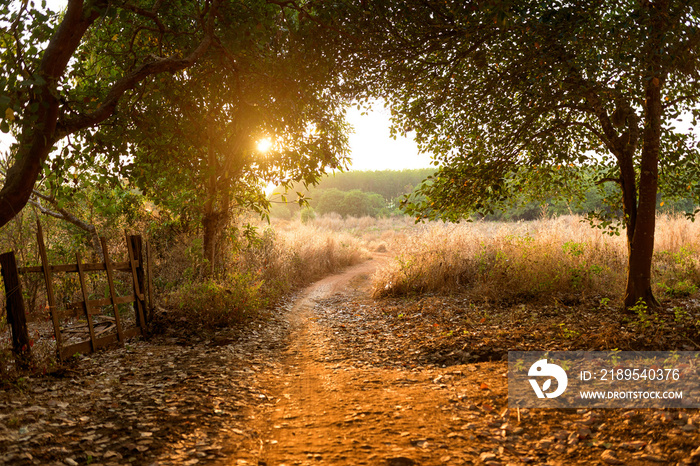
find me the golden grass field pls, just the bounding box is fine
[270,213,699,305]
[367,214,700,304]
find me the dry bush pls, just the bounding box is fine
[157,220,368,330]
[161,273,265,329]
[372,214,700,304]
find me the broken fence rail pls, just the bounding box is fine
[1,220,155,365]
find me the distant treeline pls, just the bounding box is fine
[476,174,696,222]
[269,168,436,219]
[482,189,696,222]
[269,168,696,221]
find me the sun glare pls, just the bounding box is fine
[256,137,273,153]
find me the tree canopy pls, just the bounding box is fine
[351,0,700,308]
[85,0,350,271]
[0,0,352,242]
[0,0,224,228]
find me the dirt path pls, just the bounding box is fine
[243,257,507,466]
[232,257,700,466]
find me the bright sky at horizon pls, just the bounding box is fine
[345,105,433,172]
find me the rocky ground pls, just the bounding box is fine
[2,257,700,465]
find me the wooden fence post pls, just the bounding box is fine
[146,240,155,323]
[132,236,146,313]
[36,220,62,359]
[0,252,32,369]
[101,237,124,343]
[126,234,147,332]
[75,252,97,353]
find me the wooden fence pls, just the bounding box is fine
[1,221,154,365]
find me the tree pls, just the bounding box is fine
[0,0,227,229]
[316,188,347,216]
[356,0,700,309]
[80,0,350,274]
[1,0,357,269]
[313,188,387,218]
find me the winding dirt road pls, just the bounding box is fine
[242,257,507,466]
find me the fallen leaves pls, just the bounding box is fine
[3,263,700,465]
[0,311,292,465]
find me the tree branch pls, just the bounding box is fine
[0,0,220,228]
[596,177,622,186]
[29,196,105,261]
[57,0,220,137]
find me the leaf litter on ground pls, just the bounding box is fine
[2,267,700,465]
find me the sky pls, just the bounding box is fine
[345,106,432,171]
[1,108,430,173]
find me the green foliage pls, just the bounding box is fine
[313,188,387,218]
[626,298,660,331]
[80,2,351,268]
[0,0,229,228]
[303,168,434,202]
[562,241,585,258]
[356,1,700,223]
[557,322,580,340]
[672,307,700,330]
[654,246,700,298]
[0,1,58,134]
[300,207,316,224]
[316,189,348,216]
[657,280,697,298]
[340,190,370,218]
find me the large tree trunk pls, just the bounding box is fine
[203,133,218,276]
[622,0,667,310]
[201,121,233,277]
[0,1,104,228]
[623,77,662,310]
[202,207,231,277]
[202,212,218,276]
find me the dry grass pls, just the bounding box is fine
[157,219,370,329]
[372,214,700,304]
[248,221,370,294]
[272,214,414,253]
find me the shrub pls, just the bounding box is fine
[164,273,265,329]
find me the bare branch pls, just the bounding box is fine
[29,196,105,260]
[118,2,166,35]
[596,177,622,186]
